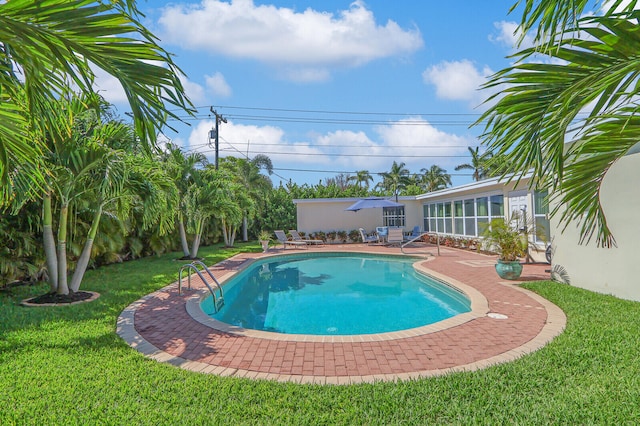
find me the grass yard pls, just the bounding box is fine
[1,243,639,424]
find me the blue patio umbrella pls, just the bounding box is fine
[345,197,403,212]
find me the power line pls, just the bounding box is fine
[212,104,483,117]
[214,148,470,158]
[185,141,481,153]
[271,166,474,176]
[168,113,484,126]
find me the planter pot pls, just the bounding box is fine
[495,259,523,280]
[260,240,270,252]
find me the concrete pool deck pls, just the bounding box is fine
[117,243,566,385]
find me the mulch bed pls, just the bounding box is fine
[21,291,100,307]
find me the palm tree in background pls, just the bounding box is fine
[348,170,374,189]
[420,165,452,192]
[377,161,411,201]
[455,147,494,181]
[477,0,640,247]
[221,154,273,241]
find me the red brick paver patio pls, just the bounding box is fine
[117,244,565,384]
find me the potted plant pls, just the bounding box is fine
[481,218,527,280]
[258,230,271,253]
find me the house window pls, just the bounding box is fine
[423,202,451,233]
[383,206,405,227]
[423,194,505,237]
[454,200,464,234]
[533,190,551,243]
[463,199,476,236]
[476,197,489,235]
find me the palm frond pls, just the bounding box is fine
[477,14,640,247]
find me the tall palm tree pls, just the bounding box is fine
[455,147,493,181]
[377,161,412,201]
[348,170,374,189]
[0,0,193,206]
[36,93,178,295]
[220,155,273,241]
[163,144,208,258]
[420,165,452,192]
[477,0,640,247]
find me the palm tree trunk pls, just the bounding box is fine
[43,192,58,292]
[242,215,248,242]
[56,203,70,295]
[190,218,203,259]
[70,206,102,292]
[178,219,190,257]
[229,227,236,247]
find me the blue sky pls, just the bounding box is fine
[98,0,533,187]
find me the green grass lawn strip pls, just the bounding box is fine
[1,243,639,424]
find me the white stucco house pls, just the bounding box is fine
[293,150,640,302]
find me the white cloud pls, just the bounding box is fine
[179,75,206,104]
[91,66,128,105]
[422,60,493,107]
[182,116,472,179]
[374,117,471,171]
[489,21,534,50]
[205,72,232,97]
[158,0,423,80]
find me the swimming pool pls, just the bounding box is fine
[201,253,471,335]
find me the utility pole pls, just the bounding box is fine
[209,107,227,169]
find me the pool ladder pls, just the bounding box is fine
[178,260,224,312]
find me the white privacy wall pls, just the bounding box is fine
[550,151,640,302]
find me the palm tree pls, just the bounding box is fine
[35,93,178,295]
[377,161,412,201]
[163,144,208,258]
[476,0,640,247]
[348,170,374,189]
[0,0,193,206]
[420,165,452,192]
[455,147,493,181]
[220,155,273,241]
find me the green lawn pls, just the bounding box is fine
[1,243,639,424]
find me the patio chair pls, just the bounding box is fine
[376,226,389,243]
[359,228,379,244]
[405,225,421,242]
[274,230,308,250]
[289,230,324,245]
[387,227,404,246]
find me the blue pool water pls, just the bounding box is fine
[201,253,471,335]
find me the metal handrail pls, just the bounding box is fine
[178,261,225,312]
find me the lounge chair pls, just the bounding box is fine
[274,230,308,250]
[289,230,324,245]
[387,227,404,246]
[405,225,421,242]
[359,228,379,244]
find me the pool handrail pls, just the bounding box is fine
[178,260,225,312]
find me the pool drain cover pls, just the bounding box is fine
[327,327,338,333]
[487,312,508,319]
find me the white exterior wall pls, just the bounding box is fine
[550,152,640,302]
[294,198,422,235]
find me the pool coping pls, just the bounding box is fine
[117,245,566,385]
